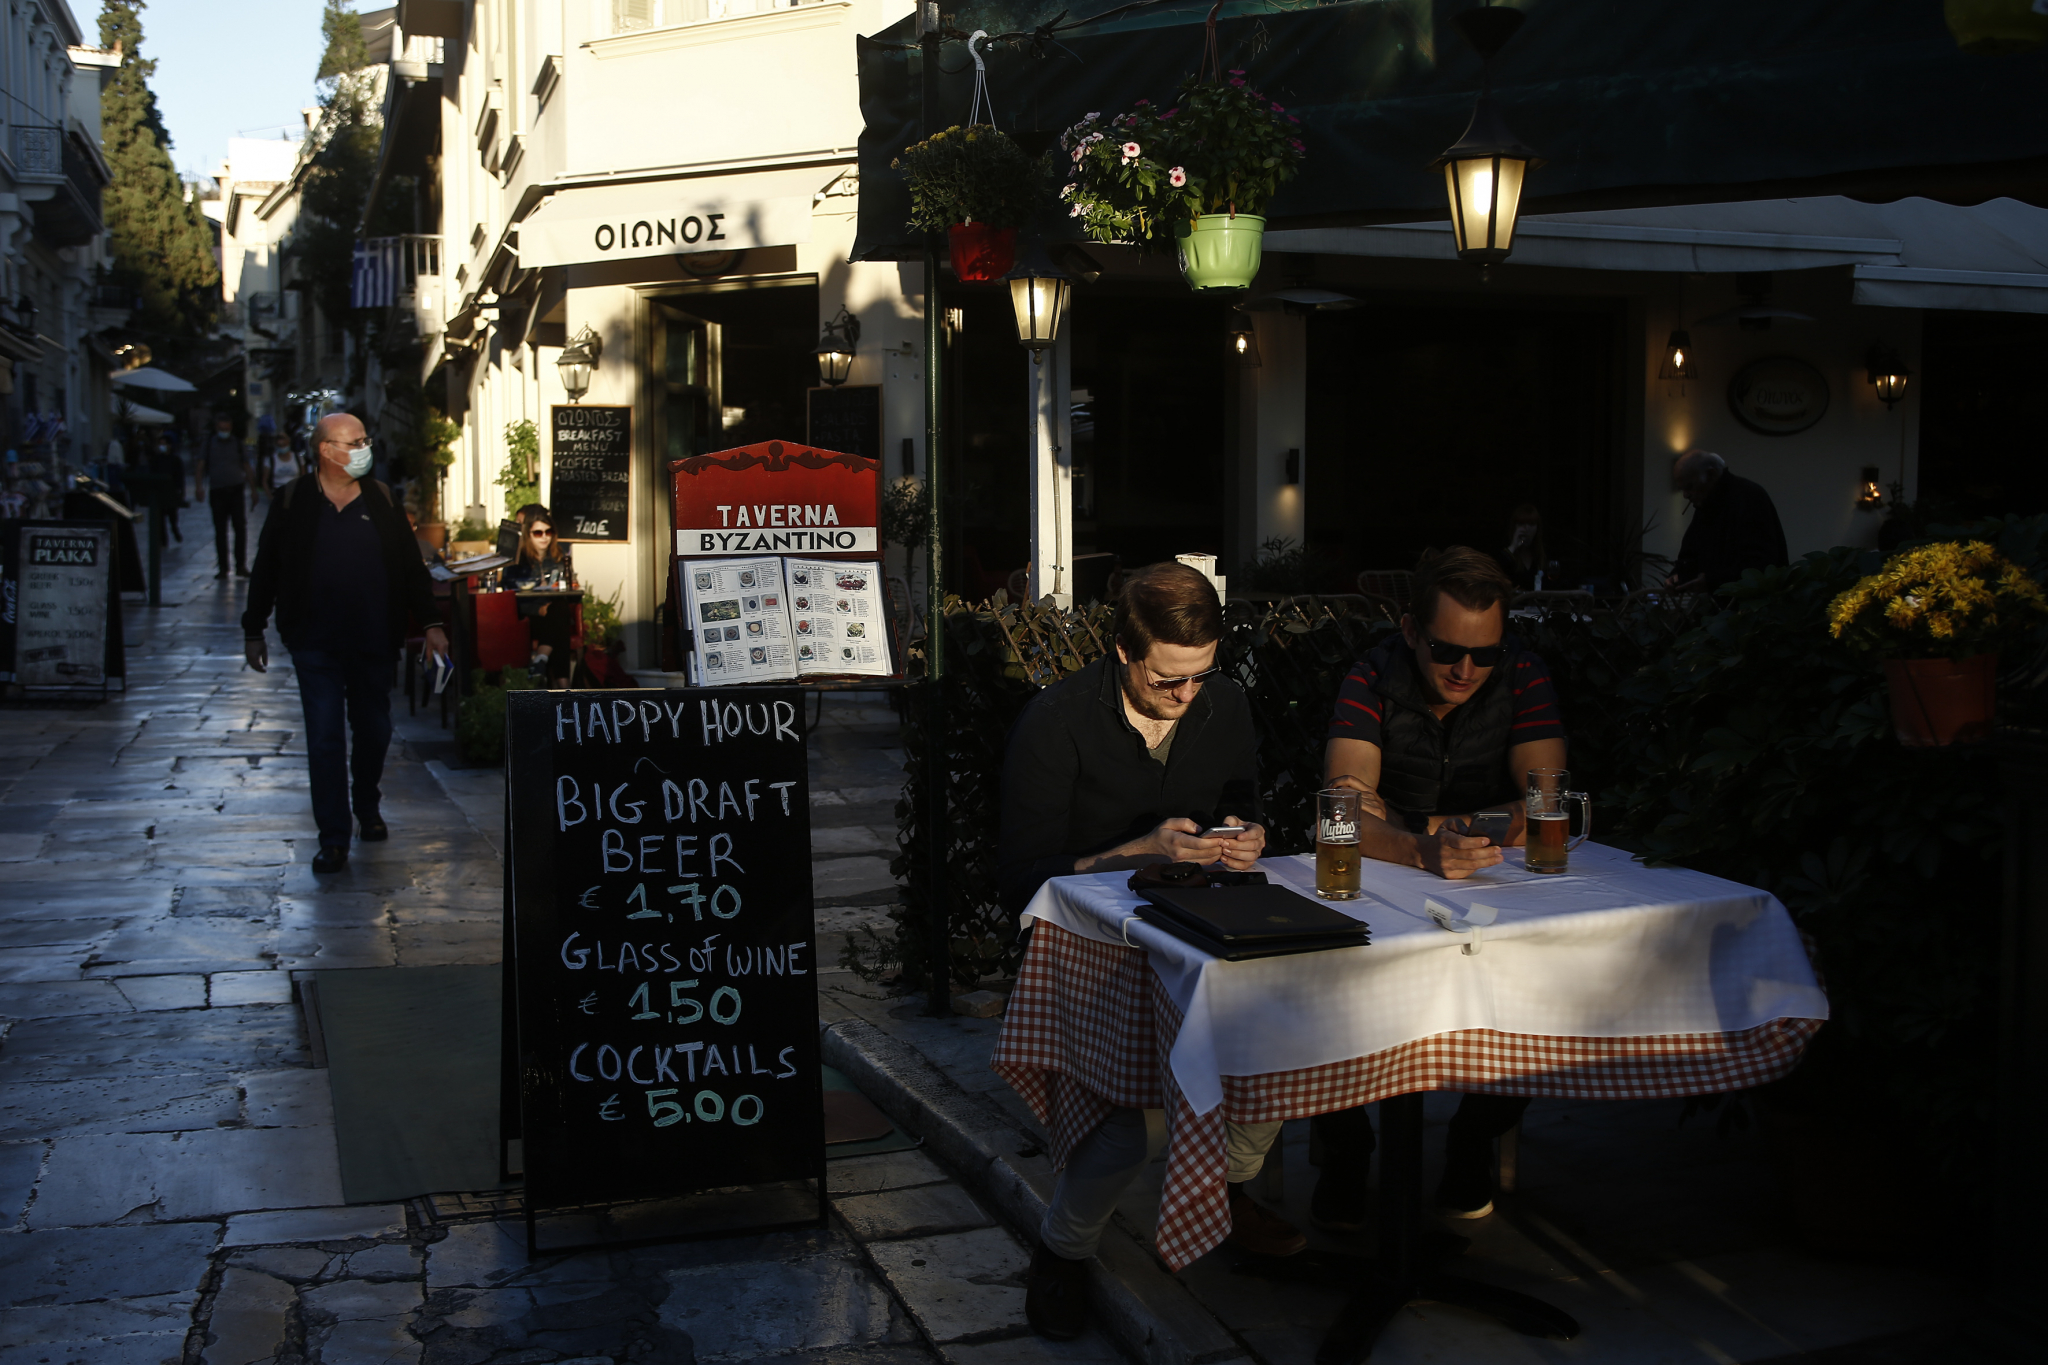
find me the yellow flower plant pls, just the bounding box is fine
[1826,540,2048,659]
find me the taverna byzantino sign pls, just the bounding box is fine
[670,441,880,558]
[519,175,816,268]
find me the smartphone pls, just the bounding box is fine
[1201,825,1249,839]
[1451,811,1512,845]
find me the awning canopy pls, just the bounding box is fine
[110,394,174,425]
[853,0,2048,262]
[1267,195,2048,312]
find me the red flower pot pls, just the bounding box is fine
[948,224,1016,282]
[1883,653,1997,747]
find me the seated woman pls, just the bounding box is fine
[504,507,577,685]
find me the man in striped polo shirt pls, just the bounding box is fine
[1314,545,1568,1224]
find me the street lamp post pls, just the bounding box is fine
[919,3,951,1017]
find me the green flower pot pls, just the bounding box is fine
[1176,214,1266,291]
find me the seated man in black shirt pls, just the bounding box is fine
[1314,547,1568,1226]
[1000,563,1296,1340]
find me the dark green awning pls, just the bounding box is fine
[853,0,2047,261]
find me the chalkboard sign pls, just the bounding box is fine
[504,687,822,1243]
[806,385,882,465]
[1,522,111,691]
[550,405,632,542]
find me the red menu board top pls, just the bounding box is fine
[669,440,881,560]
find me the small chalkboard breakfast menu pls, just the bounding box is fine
[550,405,632,542]
[504,687,822,1249]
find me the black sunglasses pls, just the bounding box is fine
[1422,633,1506,668]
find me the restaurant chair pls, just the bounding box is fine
[1355,569,1413,613]
[472,589,534,678]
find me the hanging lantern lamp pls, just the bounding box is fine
[815,307,861,387]
[1433,7,1543,269]
[1003,236,1072,360]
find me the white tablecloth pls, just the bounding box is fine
[1018,842,1829,1115]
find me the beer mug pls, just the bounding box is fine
[1316,788,1363,900]
[1525,768,1591,874]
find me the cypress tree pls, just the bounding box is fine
[97,1,220,340]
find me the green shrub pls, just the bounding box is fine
[455,666,539,765]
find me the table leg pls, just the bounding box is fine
[1317,1094,1578,1363]
[1238,1094,1579,1362]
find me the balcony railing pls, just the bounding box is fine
[610,0,824,33]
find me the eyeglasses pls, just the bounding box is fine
[531,528,553,539]
[1141,665,1222,692]
[1421,634,1506,668]
[323,438,370,450]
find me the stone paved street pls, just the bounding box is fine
[0,516,1076,1365]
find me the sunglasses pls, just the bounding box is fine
[1140,665,1222,692]
[1422,634,1506,668]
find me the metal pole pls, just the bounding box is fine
[920,12,951,1016]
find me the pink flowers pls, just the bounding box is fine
[1121,141,1141,162]
[1271,103,1285,113]
[1134,98,1150,106]
[1228,77,1246,87]
[1168,166,1187,187]
[1163,108,1178,119]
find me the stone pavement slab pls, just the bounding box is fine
[31,1126,344,1226]
[203,1266,296,1365]
[661,1246,910,1359]
[867,1227,1032,1344]
[224,1204,408,1247]
[0,1223,219,1305]
[835,1183,998,1242]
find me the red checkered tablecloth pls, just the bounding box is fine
[992,920,1822,1270]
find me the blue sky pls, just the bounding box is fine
[100,0,345,179]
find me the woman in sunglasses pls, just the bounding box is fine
[1312,543,1567,1227]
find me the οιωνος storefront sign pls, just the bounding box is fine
[670,441,879,558]
[519,173,818,268]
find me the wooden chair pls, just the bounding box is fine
[1356,570,1413,616]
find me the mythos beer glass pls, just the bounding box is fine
[1316,788,1364,899]
[1526,768,1591,873]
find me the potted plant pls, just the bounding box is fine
[893,125,1043,281]
[1061,71,1304,290]
[1826,539,2048,745]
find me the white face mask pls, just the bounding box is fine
[343,443,374,478]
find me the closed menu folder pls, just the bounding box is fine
[1135,884,1370,961]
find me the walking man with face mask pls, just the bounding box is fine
[242,413,449,874]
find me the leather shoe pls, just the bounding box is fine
[1436,1144,1495,1219]
[358,816,388,842]
[311,844,349,874]
[1226,1187,1307,1257]
[1310,1172,1369,1234]
[1024,1245,1089,1341]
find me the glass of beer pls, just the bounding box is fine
[1526,768,1591,873]
[1316,788,1364,900]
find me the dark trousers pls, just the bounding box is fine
[1310,1093,1532,1181]
[210,486,247,571]
[292,647,394,845]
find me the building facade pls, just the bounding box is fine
[1,0,117,510]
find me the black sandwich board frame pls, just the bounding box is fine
[501,687,826,1255]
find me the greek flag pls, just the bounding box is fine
[351,239,399,310]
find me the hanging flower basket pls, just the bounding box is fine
[893,125,1045,253]
[948,223,1017,282]
[1883,654,1998,747]
[1177,214,1266,291]
[1060,70,1304,291]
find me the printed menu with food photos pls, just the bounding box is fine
[683,556,893,685]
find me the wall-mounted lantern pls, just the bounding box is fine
[556,325,602,402]
[1867,346,1909,407]
[1859,466,1884,507]
[1434,6,1542,269]
[815,307,861,387]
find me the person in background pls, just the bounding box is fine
[196,412,252,579]
[505,506,576,685]
[266,431,302,499]
[150,435,186,543]
[998,563,1293,1341]
[242,412,448,874]
[1666,449,1788,593]
[1316,546,1569,1227]
[1503,503,1546,590]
